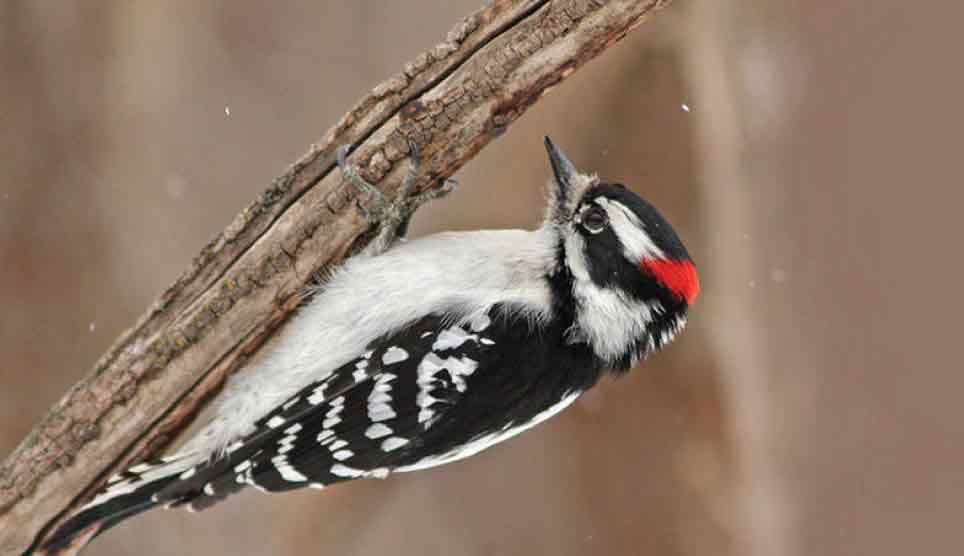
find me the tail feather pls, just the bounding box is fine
[39,455,198,554]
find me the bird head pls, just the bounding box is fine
[543,137,698,370]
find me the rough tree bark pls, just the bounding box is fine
[0,1,673,553]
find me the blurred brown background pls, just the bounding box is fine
[2,2,962,555]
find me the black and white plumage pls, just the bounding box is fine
[39,137,699,554]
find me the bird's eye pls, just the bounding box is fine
[580,206,608,234]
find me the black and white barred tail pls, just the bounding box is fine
[38,455,197,553]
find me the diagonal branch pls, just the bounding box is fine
[0,0,673,553]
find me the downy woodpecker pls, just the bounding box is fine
[40,137,699,553]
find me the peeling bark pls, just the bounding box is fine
[0,1,673,553]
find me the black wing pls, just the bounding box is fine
[157,304,600,510]
[155,307,491,508]
[41,305,604,551]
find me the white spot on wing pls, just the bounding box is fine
[413,353,475,426]
[365,423,392,439]
[369,392,391,404]
[432,326,478,351]
[368,404,396,422]
[382,346,409,365]
[278,431,298,455]
[323,395,345,429]
[445,356,477,392]
[277,464,308,482]
[368,374,397,422]
[381,437,409,452]
[330,464,365,478]
[317,429,335,443]
[418,407,435,424]
[307,384,327,405]
[266,416,285,429]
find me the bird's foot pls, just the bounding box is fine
[337,140,457,255]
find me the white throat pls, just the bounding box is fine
[561,231,659,365]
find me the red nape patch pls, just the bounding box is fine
[641,258,700,305]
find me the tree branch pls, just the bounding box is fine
[0,0,673,553]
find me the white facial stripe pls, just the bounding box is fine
[595,198,665,262]
[570,279,656,363]
[563,230,657,363]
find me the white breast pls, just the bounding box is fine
[181,228,557,458]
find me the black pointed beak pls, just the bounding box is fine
[544,136,578,197]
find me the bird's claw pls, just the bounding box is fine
[336,140,456,255]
